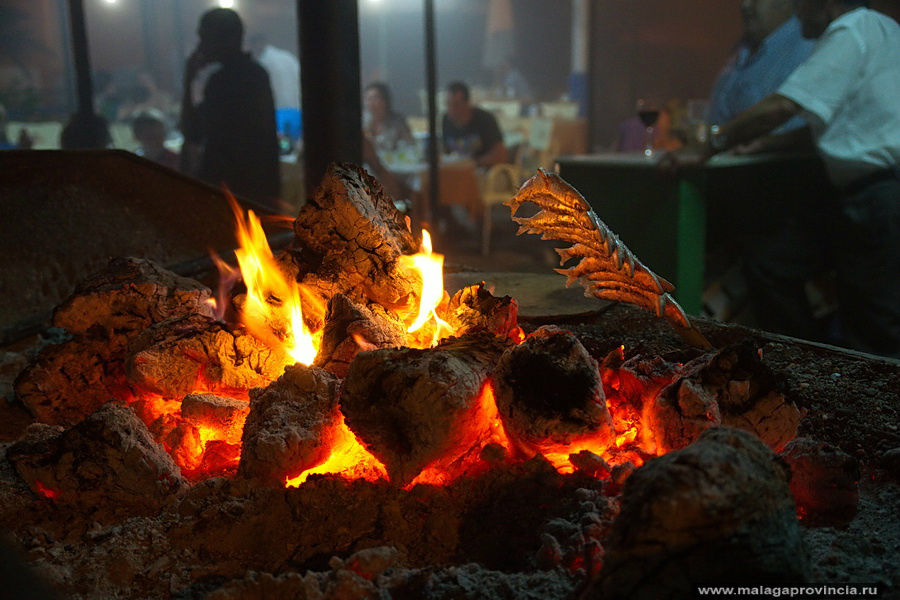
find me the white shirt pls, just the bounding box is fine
[777,8,900,187]
[257,44,300,110]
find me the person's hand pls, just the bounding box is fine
[733,138,768,155]
[657,143,713,175]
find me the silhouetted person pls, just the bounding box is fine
[180,8,280,209]
[60,111,111,149]
[131,110,179,171]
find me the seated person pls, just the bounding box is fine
[363,81,414,158]
[60,112,111,149]
[707,0,814,128]
[442,81,508,168]
[131,110,179,171]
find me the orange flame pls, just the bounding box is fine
[285,414,388,487]
[398,230,453,347]
[222,195,321,365]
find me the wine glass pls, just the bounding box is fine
[635,98,660,158]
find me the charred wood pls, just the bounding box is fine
[492,327,613,451]
[181,393,250,446]
[340,333,510,487]
[313,293,406,378]
[289,163,419,313]
[238,364,341,486]
[780,437,860,526]
[15,337,128,426]
[444,282,522,340]
[596,427,809,598]
[125,314,286,398]
[53,257,213,351]
[647,342,802,453]
[6,403,186,517]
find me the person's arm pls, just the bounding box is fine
[732,125,814,155]
[660,93,801,170]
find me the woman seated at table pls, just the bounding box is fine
[363,81,414,161]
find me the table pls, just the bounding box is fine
[383,156,485,225]
[556,152,831,315]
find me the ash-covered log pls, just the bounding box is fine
[313,293,406,378]
[287,163,420,313]
[15,337,129,426]
[238,364,342,486]
[125,314,286,398]
[6,403,185,517]
[444,282,522,340]
[780,437,859,526]
[15,258,216,426]
[181,393,250,446]
[340,332,510,487]
[492,327,613,451]
[647,342,802,453]
[596,427,809,598]
[53,257,214,350]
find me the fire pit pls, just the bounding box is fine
[1,164,898,599]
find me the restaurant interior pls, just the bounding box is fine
[1,1,899,598]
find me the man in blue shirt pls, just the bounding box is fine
[708,0,815,128]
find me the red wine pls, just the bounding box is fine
[638,110,659,127]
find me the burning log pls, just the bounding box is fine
[15,258,217,426]
[15,337,129,426]
[181,393,250,446]
[238,364,342,486]
[125,314,287,398]
[340,333,511,487]
[6,403,186,516]
[780,437,859,526]
[443,282,522,340]
[596,427,809,598]
[163,421,205,473]
[288,163,420,313]
[646,342,802,453]
[492,327,614,452]
[313,293,407,378]
[53,257,214,351]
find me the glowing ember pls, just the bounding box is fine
[398,230,453,347]
[405,381,512,489]
[285,414,388,487]
[34,480,58,500]
[222,194,321,366]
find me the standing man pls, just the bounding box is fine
[442,81,508,168]
[664,0,900,358]
[180,8,280,209]
[708,0,815,127]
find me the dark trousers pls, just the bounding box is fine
[743,175,900,358]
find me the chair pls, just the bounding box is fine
[480,117,558,255]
